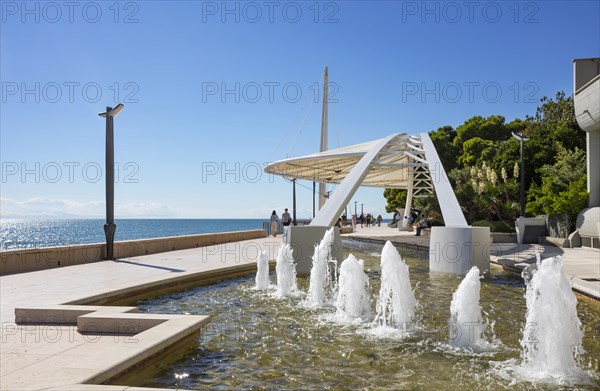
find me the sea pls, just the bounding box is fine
[0,219,266,250]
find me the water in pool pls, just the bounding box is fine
[134,240,600,390]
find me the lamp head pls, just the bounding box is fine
[511,131,530,142]
[98,103,125,118]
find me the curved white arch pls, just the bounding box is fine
[264,132,468,228]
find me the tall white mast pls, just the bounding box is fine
[319,66,328,210]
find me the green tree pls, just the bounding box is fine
[453,115,510,156]
[429,125,460,172]
[529,92,583,151]
[459,137,494,166]
[527,146,588,218]
[383,188,407,215]
[522,92,586,188]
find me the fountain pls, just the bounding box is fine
[255,250,270,290]
[448,266,494,352]
[373,241,417,333]
[138,238,600,389]
[513,254,588,384]
[275,244,299,298]
[335,254,371,323]
[306,227,338,306]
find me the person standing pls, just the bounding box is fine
[377,214,382,227]
[282,208,291,226]
[270,210,280,237]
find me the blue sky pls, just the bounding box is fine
[1,0,599,219]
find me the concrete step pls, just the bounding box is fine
[78,312,181,334]
[15,305,139,325]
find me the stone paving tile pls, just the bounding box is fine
[0,353,54,377]
[1,367,93,391]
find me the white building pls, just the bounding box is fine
[573,58,600,249]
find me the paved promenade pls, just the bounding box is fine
[343,224,431,248]
[1,236,282,391]
[343,225,600,299]
[491,243,600,299]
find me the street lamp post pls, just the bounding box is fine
[312,181,316,218]
[99,103,124,260]
[292,178,297,224]
[354,201,357,216]
[361,203,364,215]
[511,131,529,217]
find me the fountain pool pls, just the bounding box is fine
[131,241,600,390]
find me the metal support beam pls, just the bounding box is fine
[403,151,428,165]
[371,162,426,168]
[407,143,425,152]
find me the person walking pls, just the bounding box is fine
[282,208,291,226]
[270,210,280,237]
[377,214,382,227]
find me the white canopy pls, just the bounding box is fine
[264,134,431,191]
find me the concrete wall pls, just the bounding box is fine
[0,230,266,276]
[573,58,600,92]
[429,226,490,275]
[286,226,343,276]
[490,232,517,243]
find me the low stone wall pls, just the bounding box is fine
[490,232,517,243]
[539,236,570,248]
[0,229,266,276]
